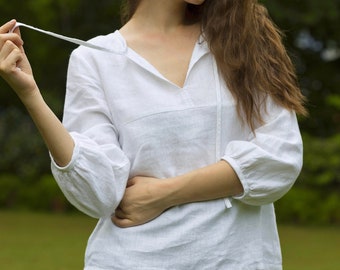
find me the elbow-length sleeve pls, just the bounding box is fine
[50,48,130,218]
[222,100,303,206]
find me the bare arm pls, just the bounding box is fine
[164,161,243,205]
[20,91,74,166]
[0,20,74,166]
[112,160,243,227]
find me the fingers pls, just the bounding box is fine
[126,178,136,187]
[0,40,23,74]
[0,20,24,74]
[126,175,150,187]
[12,24,22,37]
[114,207,125,219]
[111,215,133,228]
[0,19,17,34]
[112,209,145,228]
[0,20,23,49]
[111,208,133,228]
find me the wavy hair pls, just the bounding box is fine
[121,0,307,131]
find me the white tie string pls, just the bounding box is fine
[10,22,126,55]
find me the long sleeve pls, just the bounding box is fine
[222,100,303,206]
[51,48,130,218]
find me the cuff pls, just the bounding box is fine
[221,156,248,201]
[50,137,79,171]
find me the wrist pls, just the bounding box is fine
[160,174,193,208]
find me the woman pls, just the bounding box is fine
[0,0,306,269]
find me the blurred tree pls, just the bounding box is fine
[262,0,340,136]
[0,0,122,113]
[0,0,339,222]
[262,0,340,224]
[0,0,124,183]
[1,0,338,134]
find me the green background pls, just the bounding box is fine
[0,0,339,268]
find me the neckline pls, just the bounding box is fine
[115,30,209,89]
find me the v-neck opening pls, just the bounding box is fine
[115,30,209,90]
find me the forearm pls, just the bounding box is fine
[21,89,74,167]
[0,20,74,166]
[163,160,243,207]
[112,160,243,227]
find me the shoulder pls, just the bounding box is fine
[70,30,127,62]
[67,31,128,81]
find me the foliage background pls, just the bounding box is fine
[0,0,339,224]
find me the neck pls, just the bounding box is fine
[131,0,189,33]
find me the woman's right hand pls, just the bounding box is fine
[0,20,39,101]
[0,20,75,167]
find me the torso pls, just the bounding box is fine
[59,31,283,270]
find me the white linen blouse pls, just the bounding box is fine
[51,31,303,270]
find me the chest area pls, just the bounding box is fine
[124,34,199,88]
[104,54,220,126]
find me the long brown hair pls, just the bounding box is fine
[121,0,307,131]
[121,0,140,24]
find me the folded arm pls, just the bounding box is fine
[112,160,242,227]
[113,101,303,228]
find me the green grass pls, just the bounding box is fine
[279,225,340,270]
[0,211,96,270]
[0,211,339,269]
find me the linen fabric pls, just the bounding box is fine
[51,31,303,270]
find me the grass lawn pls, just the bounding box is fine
[0,211,339,269]
[0,211,96,270]
[279,225,340,270]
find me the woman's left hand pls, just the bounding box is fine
[112,176,171,228]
